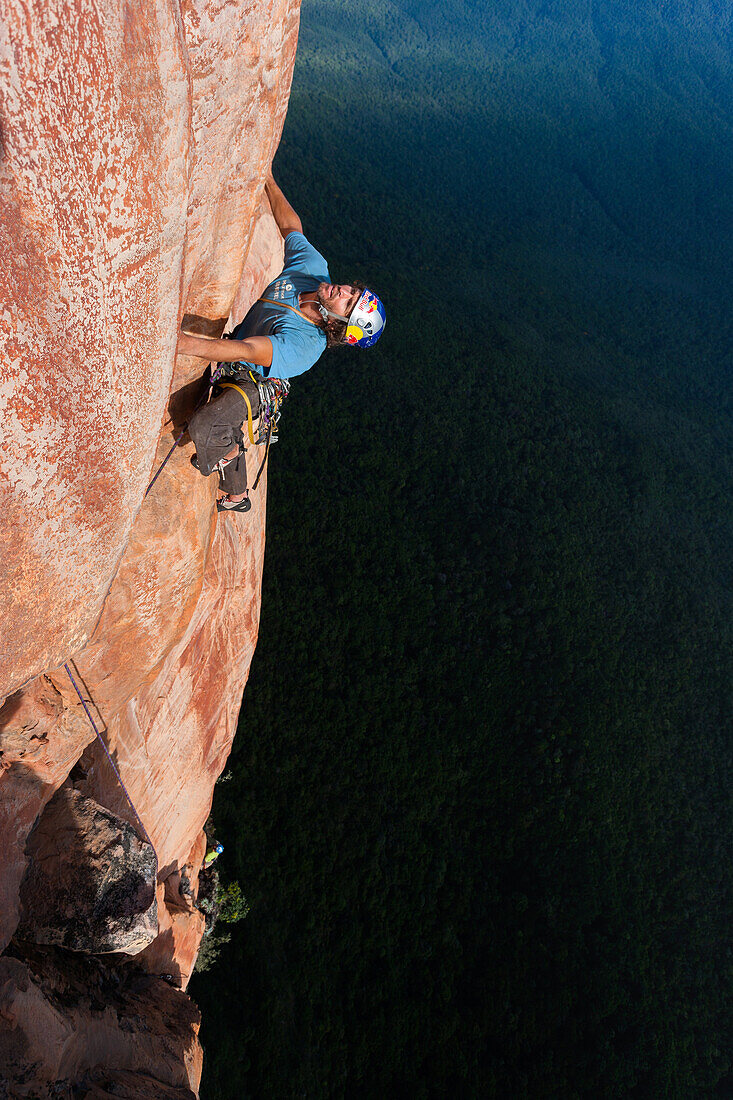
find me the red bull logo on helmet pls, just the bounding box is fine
[347,288,385,347]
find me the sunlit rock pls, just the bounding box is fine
[0,0,303,1092]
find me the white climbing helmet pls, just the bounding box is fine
[317,287,386,347]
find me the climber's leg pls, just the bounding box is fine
[188,387,247,476]
[218,449,248,502]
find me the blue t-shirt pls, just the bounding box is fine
[229,231,330,380]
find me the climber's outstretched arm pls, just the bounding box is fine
[177,332,273,368]
[265,171,302,237]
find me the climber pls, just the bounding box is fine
[177,171,386,513]
[203,843,223,867]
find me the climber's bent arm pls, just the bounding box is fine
[178,332,273,369]
[265,172,303,237]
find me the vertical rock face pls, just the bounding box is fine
[0,0,299,688]
[0,0,192,686]
[0,0,302,1095]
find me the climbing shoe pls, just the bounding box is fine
[216,495,251,513]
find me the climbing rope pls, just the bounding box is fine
[145,425,190,498]
[145,370,218,497]
[63,661,157,857]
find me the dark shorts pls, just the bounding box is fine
[188,381,261,496]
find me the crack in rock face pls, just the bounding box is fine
[16,787,157,955]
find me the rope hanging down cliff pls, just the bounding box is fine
[63,662,156,857]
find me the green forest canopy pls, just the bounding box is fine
[191,2,732,1096]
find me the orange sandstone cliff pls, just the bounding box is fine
[0,1,300,1094]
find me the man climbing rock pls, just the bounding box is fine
[178,172,386,512]
[203,842,223,867]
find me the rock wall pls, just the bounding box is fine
[0,942,204,1098]
[0,0,301,1094]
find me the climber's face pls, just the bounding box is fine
[317,283,361,318]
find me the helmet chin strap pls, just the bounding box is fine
[317,302,349,324]
[299,290,349,326]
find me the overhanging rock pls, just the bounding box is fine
[16,787,157,955]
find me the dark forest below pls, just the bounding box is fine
[191,2,732,1096]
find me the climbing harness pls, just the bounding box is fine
[63,662,157,859]
[215,369,290,504]
[243,370,290,446]
[145,360,290,501]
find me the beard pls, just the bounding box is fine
[315,286,348,330]
[316,285,339,314]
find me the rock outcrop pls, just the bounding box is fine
[0,0,303,1094]
[17,786,158,955]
